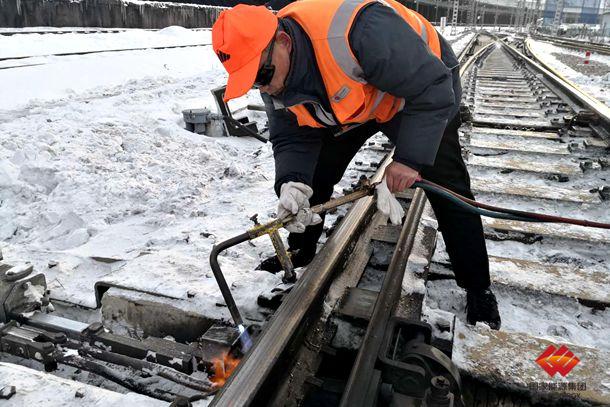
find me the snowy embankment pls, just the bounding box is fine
[528,39,610,107]
[447,31,475,57]
[0,26,282,320]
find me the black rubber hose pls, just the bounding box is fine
[413,181,534,222]
[414,179,610,229]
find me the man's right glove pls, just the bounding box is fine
[278,182,323,233]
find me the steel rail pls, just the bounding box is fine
[339,188,427,406]
[0,43,212,69]
[210,154,392,406]
[0,27,211,36]
[456,30,480,62]
[459,38,496,77]
[0,43,212,63]
[0,28,128,36]
[499,38,610,128]
[338,33,489,405]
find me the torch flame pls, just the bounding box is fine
[210,352,241,387]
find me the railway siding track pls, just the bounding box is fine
[0,42,212,71]
[531,34,610,56]
[524,41,610,119]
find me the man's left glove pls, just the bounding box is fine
[278,182,323,233]
[376,177,405,225]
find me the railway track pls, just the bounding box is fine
[532,34,610,56]
[440,35,609,405]
[522,37,610,122]
[0,42,212,70]
[0,27,211,36]
[0,28,130,36]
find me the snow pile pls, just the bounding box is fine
[0,78,282,317]
[22,283,46,306]
[0,25,285,320]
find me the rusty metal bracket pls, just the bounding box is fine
[211,86,267,142]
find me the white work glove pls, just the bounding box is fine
[278,182,323,233]
[376,177,405,225]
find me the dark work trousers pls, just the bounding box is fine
[287,114,491,290]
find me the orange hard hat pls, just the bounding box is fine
[212,5,278,102]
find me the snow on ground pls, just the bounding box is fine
[433,24,470,40]
[447,31,475,57]
[528,38,610,107]
[0,362,165,406]
[0,26,210,59]
[426,275,610,350]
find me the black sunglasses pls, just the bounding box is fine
[253,38,276,88]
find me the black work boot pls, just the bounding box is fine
[466,288,501,330]
[256,249,315,274]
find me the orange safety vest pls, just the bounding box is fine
[278,0,442,129]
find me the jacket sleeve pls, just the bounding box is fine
[262,93,325,196]
[349,4,456,170]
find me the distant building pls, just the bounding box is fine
[602,11,610,36]
[543,0,602,25]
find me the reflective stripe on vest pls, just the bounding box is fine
[328,0,367,84]
[418,16,427,43]
[279,0,441,129]
[313,103,337,126]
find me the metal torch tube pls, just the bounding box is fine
[209,232,251,326]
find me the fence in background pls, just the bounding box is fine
[0,0,225,28]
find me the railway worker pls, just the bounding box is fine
[212,0,501,329]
